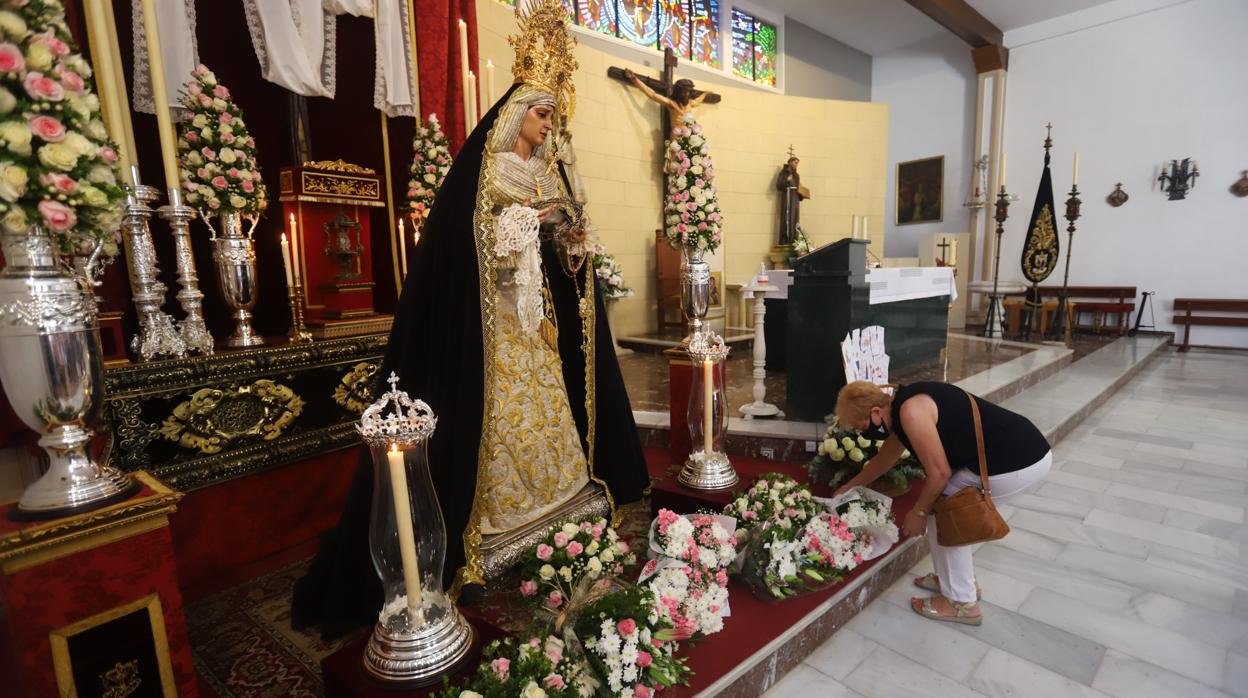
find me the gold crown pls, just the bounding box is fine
[509,0,577,119]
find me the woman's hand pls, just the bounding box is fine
[832,482,857,498]
[536,204,557,222]
[902,510,928,537]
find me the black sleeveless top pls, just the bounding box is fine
[890,382,1050,476]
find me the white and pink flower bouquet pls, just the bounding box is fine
[406,113,451,229]
[662,116,722,252]
[517,518,636,619]
[176,64,267,229]
[431,634,599,698]
[724,473,869,599]
[638,509,737,637]
[0,0,125,259]
[574,585,692,697]
[828,487,900,562]
[589,239,632,301]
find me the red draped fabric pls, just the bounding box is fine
[413,0,480,151]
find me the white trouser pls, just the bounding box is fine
[927,451,1053,603]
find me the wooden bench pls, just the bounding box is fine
[1004,285,1137,336]
[1172,298,1248,351]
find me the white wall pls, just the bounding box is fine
[871,33,977,258]
[998,0,1248,346]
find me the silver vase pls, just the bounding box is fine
[0,230,133,516]
[210,211,264,347]
[681,246,712,341]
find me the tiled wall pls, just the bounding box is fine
[475,0,888,336]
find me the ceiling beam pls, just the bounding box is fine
[903,0,1003,48]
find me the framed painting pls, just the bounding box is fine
[708,271,723,308]
[896,156,944,225]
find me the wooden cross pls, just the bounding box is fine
[608,48,722,145]
[937,237,952,265]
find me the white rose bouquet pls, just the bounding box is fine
[807,415,924,493]
[589,239,632,300]
[176,64,266,228]
[661,117,722,252]
[406,113,451,228]
[0,0,124,260]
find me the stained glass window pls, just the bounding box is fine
[578,0,618,35]
[730,8,753,79]
[690,0,720,68]
[658,1,691,58]
[752,19,776,86]
[618,0,659,47]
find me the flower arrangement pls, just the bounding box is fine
[431,635,598,698]
[662,116,722,253]
[834,495,899,560]
[724,473,868,599]
[517,518,635,616]
[590,239,632,301]
[0,0,124,257]
[406,113,451,229]
[785,228,812,267]
[807,416,924,493]
[575,585,692,697]
[639,509,737,637]
[176,64,267,222]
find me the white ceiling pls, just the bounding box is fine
[756,0,1125,56]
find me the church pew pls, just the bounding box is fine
[1172,298,1248,351]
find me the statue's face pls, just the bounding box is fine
[789,158,800,171]
[519,104,554,150]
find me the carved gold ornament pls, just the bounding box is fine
[303,159,377,175]
[334,361,379,413]
[509,0,578,120]
[160,380,305,454]
[101,659,142,698]
[300,172,381,201]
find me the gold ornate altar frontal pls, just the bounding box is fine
[279,159,387,208]
[101,334,387,491]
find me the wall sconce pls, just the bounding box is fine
[1231,170,1248,198]
[963,154,989,210]
[1158,158,1199,200]
[1106,183,1129,207]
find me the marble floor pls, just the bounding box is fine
[763,347,1248,698]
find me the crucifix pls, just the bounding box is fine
[608,47,722,169]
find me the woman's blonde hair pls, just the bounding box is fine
[835,380,891,424]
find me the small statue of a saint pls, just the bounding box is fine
[776,153,810,246]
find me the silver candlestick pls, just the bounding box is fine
[120,168,185,360]
[678,330,739,491]
[159,188,213,354]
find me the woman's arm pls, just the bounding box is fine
[898,396,952,536]
[834,435,904,495]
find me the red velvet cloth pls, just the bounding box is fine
[170,449,358,600]
[413,0,480,151]
[643,448,922,695]
[0,510,199,697]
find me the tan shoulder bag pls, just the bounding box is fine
[931,390,1010,546]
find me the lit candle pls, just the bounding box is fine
[279,232,294,287]
[458,19,470,127]
[703,359,714,454]
[1072,151,1080,186]
[387,444,423,618]
[1000,151,1007,190]
[485,59,495,106]
[138,0,182,193]
[398,218,408,279]
[467,71,477,125]
[288,213,300,283]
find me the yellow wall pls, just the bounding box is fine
[475,0,888,336]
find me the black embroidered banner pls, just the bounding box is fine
[1020,144,1060,284]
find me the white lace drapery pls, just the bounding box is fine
[130,0,199,114]
[495,203,544,336]
[242,0,417,117]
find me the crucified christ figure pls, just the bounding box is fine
[622,68,709,137]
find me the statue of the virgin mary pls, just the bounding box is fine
[292,0,648,640]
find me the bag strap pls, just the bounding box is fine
[964,389,992,497]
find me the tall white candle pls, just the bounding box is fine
[138,0,181,193]
[1072,151,1080,186]
[287,213,300,283]
[852,215,859,239]
[863,216,869,240]
[387,444,423,617]
[458,19,470,128]
[485,59,496,106]
[949,238,958,267]
[279,233,294,287]
[468,71,478,125]
[703,359,714,454]
[398,218,408,279]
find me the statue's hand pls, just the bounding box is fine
[624,68,636,82]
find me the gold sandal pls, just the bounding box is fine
[913,573,982,600]
[911,596,982,626]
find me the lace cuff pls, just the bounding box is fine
[495,204,541,261]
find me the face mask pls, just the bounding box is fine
[861,411,889,440]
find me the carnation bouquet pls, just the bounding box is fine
[724,473,869,600]
[431,635,598,698]
[638,509,737,636]
[517,518,635,624]
[590,239,632,301]
[807,415,924,494]
[661,116,722,252]
[0,0,124,262]
[406,113,451,228]
[176,64,267,230]
[827,487,901,562]
[575,585,692,697]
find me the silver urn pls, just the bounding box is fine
[680,246,712,341]
[210,211,264,347]
[0,230,132,516]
